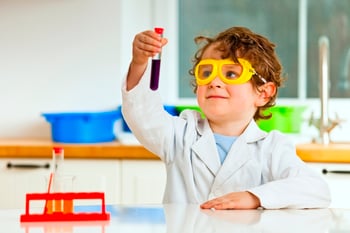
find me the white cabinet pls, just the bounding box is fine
[0,159,51,209]
[0,159,121,209]
[307,162,350,208]
[0,158,166,209]
[62,159,121,206]
[121,160,166,204]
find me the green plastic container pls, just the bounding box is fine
[257,106,306,133]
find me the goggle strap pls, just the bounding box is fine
[254,71,267,84]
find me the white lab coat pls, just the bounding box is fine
[121,68,331,209]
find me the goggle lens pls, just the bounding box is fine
[197,63,243,80]
[195,58,256,85]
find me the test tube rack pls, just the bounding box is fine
[20,192,110,222]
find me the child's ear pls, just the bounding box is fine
[255,82,276,106]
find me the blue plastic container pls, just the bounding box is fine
[119,105,178,132]
[42,110,121,143]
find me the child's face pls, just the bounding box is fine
[196,44,266,125]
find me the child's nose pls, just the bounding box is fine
[209,76,224,88]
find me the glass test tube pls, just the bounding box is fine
[150,27,164,90]
[46,147,62,213]
[53,146,64,175]
[53,147,64,213]
[52,147,72,213]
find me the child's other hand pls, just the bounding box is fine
[200,191,261,210]
[131,30,168,66]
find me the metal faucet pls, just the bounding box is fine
[319,36,331,144]
[310,36,342,144]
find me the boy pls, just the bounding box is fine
[121,26,330,209]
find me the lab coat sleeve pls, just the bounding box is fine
[121,66,181,163]
[248,135,331,209]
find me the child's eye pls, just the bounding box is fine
[222,64,242,80]
[202,70,212,78]
[198,64,214,79]
[225,70,239,79]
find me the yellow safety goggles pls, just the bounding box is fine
[194,58,257,85]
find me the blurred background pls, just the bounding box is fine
[0,0,349,143]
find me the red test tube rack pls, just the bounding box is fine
[20,192,110,222]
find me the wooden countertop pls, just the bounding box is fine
[296,143,350,163]
[0,139,158,160]
[1,139,349,163]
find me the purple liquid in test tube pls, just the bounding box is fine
[150,27,164,91]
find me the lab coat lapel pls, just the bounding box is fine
[213,120,267,187]
[191,123,221,175]
[213,137,252,186]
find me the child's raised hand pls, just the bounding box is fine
[126,30,167,90]
[131,30,168,66]
[200,191,261,210]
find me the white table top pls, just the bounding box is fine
[1,204,350,233]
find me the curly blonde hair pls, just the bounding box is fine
[189,27,285,121]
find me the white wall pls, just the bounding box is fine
[0,0,121,138]
[0,0,349,143]
[0,0,177,139]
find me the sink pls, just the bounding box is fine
[296,143,350,163]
